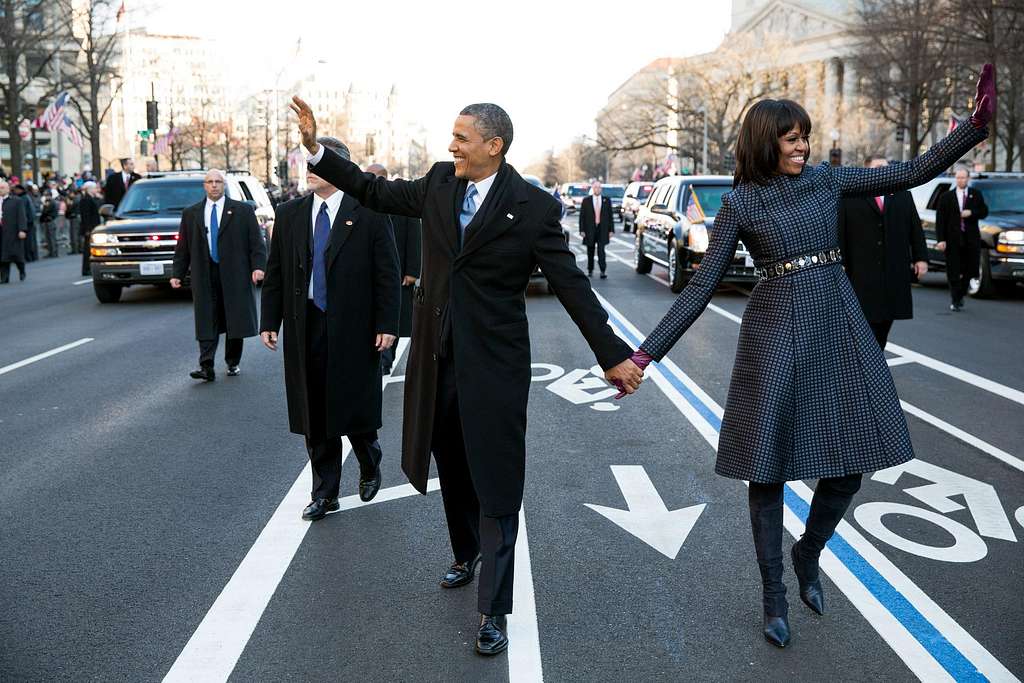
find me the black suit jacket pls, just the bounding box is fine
[839,191,926,322]
[309,148,631,515]
[260,193,400,438]
[935,186,988,245]
[103,171,141,209]
[578,194,614,245]
[390,213,421,336]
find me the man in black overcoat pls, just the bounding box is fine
[78,182,102,276]
[578,179,615,278]
[103,158,141,210]
[260,138,401,519]
[935,166,988,311]
[367,163,422,374]
[290,97,643,656]
[839,156,929,347]
[0,179,28,283]
[171,169,267,380]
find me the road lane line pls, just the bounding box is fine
[593,291,1017,683]
[885,342,1024,408]
[508,509,543,682]
[900,400,1024,474]
[72,278,92,285]
[0,338,94,377]
[164,339,412,682]
[887,356,916,367]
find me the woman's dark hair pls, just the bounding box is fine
[733,99,812,186]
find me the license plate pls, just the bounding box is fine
[140,262,164,276]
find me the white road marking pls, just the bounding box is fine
[72,278,92,285]
[594,291,1019,683]
[164,339,413,682]
[900,400,1024,474]
[0,338,94,377]
[886,341,1024,408]
[887,356,916,367]
[508,509,543,682]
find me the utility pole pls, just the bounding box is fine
[702,107,708,175]
[147,82,159,170]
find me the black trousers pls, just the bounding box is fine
[945,236,979,304]
[586,240,607,274]
[869,320,893,349]
[198,263,243,368]
[0,260,26,282]
[81,232,91,276]
[433,355,518,615]
[305,301,381,500]
[381,343,396,374]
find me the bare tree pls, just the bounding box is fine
[0,0,69,177]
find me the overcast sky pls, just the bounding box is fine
[142,0,731,166]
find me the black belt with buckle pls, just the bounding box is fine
[754,248,843,281]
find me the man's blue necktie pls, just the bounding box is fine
[312,202,330,311]
[209,203,219,263]
[459,185,478,243]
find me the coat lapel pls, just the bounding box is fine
[437,174,460,255]
[217,199,234,244]
[326,193,359,271]
[457,165,526,262]
[294,194,313,270]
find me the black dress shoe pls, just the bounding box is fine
[359,460,382,503]
[763,613,791,648]
[475,614,508,656]
[600,272,607,279]
[301,497,339,521]
[227,365,240,376]
[189,367,215,382]
[791,541,825,615]
[440,556,481,588]
[19,270,26,281]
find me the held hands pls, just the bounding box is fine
[375,333,396,352]
[261,331,278,351]
[607,349,653,399]
[252,269,265,284]
[290,96,319,155]
[970,64,995,129]
[169,277,182,289]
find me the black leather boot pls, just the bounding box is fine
[749,483,790,648]
[792,474,862,616]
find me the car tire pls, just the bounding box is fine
[971,247,1014,298]
[634,235,652,274]
[668,240,687,293]
[93,282,123,303]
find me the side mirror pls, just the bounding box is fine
[99,203,114,218]
[651,202,669,214]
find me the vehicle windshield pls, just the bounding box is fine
[568,186,590,197]
[602,186,625,199]
[117,180,206,216]
[691,185,730,216]
[973,181,1024,214]
[637,185,655,200]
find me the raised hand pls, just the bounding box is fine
[970,63,995,129]
[289,95,319,154]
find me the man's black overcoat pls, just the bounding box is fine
[839,191,927,322]
[172,198,266,341]
[260,193,400,438]
[578,194,614,246]
[310,149,632,516]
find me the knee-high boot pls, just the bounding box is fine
[748,482,790,647]
[792,473,863,615]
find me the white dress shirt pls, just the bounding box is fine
[957,187,967,210]
[592,194,603,223]
[309,189,345,299]
[204,196,225,253]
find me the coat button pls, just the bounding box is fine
[432,353,437,361]
[294,288,301,295]
[434,307,441,316]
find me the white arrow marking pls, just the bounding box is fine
[585,465,706,559]
[546,368,618,404]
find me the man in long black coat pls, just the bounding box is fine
[291,97,643,656]
[578,179,615,278]
[367,163,422,374]
[839,156,929,347]
[0,179,28,283]
[78,182,102,276]
[171,170,266,380]
[103,158,141,210]
[935,166,988,311]
[260,138,401,518]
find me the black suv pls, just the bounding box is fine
[90,171,273,303]
[633,175,756,292]
[910,173,1024,297]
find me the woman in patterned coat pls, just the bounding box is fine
[624,66,995,647]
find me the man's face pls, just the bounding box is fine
[592,181,602,196]
[306,170,330,193]
[955,170,969,189]
[203,172,225,201]
[122,159,135,174]
[448,115,501,180]
[0,181,9,197]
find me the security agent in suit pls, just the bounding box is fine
[839,155,929,347]
[260,138,401,519]
[291,97,643,656]
[103,158,141,210]
[0,179,28,283]
[935,165,988,311]
[366,163,422,375]
[171,170,267,380]
[578,179,614,278]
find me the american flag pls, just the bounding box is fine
[60,114,84,148]
[152,127,177,156]
[32,91,69,131]
[685,191,705,224]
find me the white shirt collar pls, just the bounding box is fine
[467,170,498,207]
[312,189,344,219]
[205,196,225,211]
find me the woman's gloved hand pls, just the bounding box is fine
[612,349,654,399]
[970,63,995,129]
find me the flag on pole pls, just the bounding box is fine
[152,128,178,156]
[32,91,69,131]
[60,114,84,148]
[685,191,705,224]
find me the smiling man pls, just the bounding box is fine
[291,96,644,656]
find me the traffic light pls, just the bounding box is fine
[146,100,159,131]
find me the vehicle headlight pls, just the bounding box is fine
[996,230,1024,253]
[1000,230,1024,243]
[688,223,709,253]
[91,233,116,245]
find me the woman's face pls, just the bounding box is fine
[777,125,810,175]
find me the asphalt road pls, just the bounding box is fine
[1,226,1022,682]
